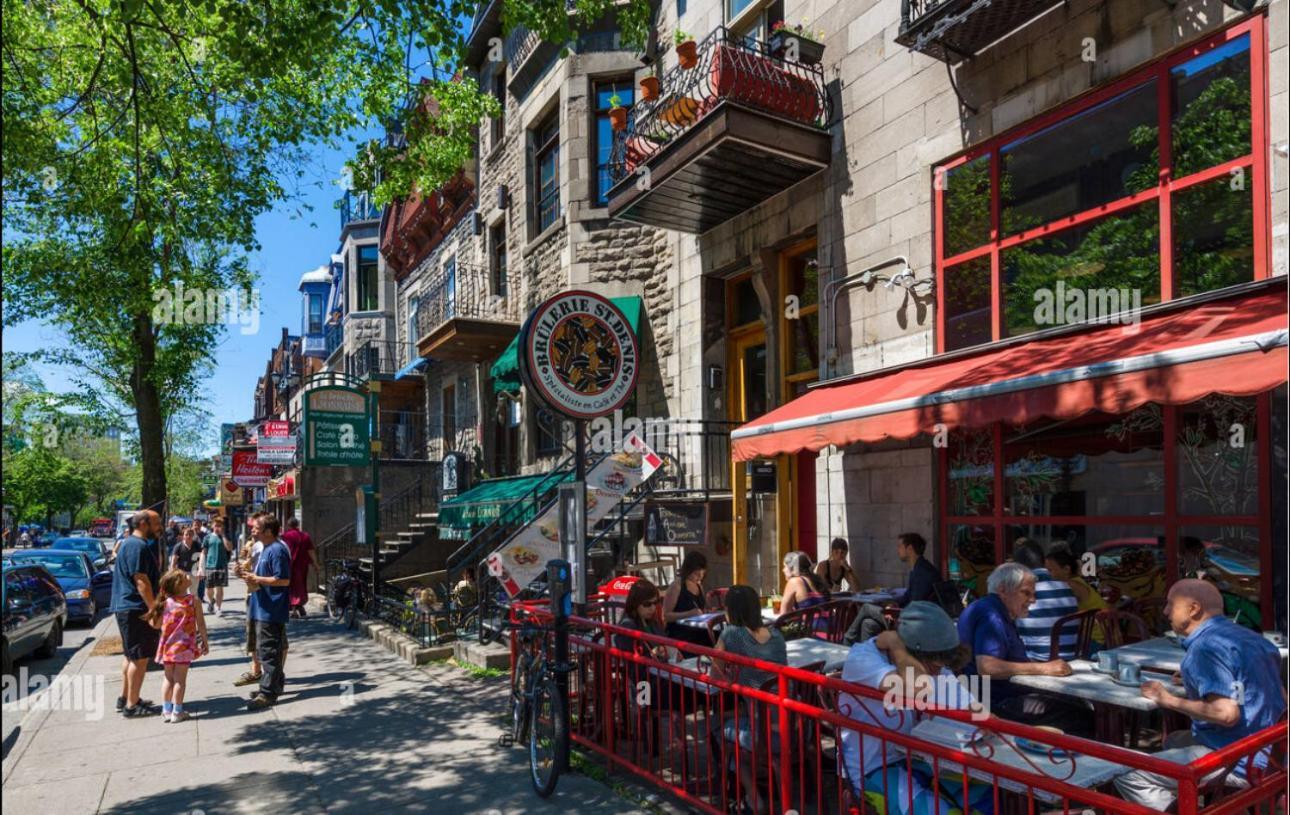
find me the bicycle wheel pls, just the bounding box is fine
[510,656,530,745]
[528,674,568,798]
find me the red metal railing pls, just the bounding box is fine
[509,600,1287,815]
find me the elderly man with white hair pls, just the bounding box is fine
[956,562,1091,735]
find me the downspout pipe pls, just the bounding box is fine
[822,256,911,379]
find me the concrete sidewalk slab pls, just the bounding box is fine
[2,580,646,814]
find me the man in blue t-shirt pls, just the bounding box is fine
[957,562,1091,736]
[110,509,164,717]
[244,512,292,708]
[1115,580,1286,809]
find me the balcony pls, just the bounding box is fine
[415,263,519,363]
[895,0,1065,63]
[607,27,832,234]
[323,321,344,360]
[347,339,418,380]
[339,189,381,230]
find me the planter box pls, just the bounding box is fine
[770,32,825,66]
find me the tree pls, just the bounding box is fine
[4,1,651,510]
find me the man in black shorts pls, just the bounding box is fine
[110,509,164,717]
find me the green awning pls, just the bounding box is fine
[437,471,574,531]
[490,295,643,393]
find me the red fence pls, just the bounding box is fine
[509,602,1287,815]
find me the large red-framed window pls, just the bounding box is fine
[932,16,1270,354]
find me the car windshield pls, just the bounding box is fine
[13,554,88,579]
[57,539,101,555]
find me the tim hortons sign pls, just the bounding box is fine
[519,290,639,421]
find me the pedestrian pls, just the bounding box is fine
[170,526,197,578]
[203,517,234,616]
[163,518,180,560]
[244,513,291,709]
[191,518,208,605]
[144,568,209,722]
[233,524,267,688]
[281,517,319,619]
[110,509,164,717]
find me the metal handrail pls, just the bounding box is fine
[610,25,831,184]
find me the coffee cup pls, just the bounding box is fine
[1097,652,1119,674]
[1118,663,1142,684]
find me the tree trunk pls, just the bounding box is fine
[132,310,168,513]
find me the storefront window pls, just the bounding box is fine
[1177,395,1259,517]
[942,155,991,258]
[1173,176,1254,296]
[943,256,992,352]
[1171,34,1251,179]
[786,251,819,376]
[1003,407,1165,517]
[949,523,996,598]
[948,428,993,516]
[1180,524,1260,629]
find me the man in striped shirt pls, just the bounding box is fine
[1011,539,1080,660]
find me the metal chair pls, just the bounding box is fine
[772,604,830,640]
[1047,607,1098,661]
[1094,608,1152,649]
[705,610,727,646]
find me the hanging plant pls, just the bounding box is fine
[608,94,628,131]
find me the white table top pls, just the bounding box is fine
[910,717,1130,802]
[676,611,725,629]
[1109,635,1290,674]
[1008,660,1177,712]
[651,637,851,696]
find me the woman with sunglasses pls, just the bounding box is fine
[615,579,686,768]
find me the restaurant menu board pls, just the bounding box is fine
[487,431,662,597]
[645,500,708,546]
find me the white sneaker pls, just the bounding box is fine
[170,710,191,723]
[216,607,223,617]
[162,712,173,723]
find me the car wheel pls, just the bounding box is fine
[86,600,97,625]
[35,621,62,659]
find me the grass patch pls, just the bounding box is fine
[568,750,666,813]
[447,657,507,680]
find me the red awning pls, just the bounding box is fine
[732,285,1288,461]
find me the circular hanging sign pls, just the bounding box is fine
[518,290,639,421]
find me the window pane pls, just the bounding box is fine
[733,278,760,326]
[1178,395,1258,516]
[1001,81,1158,236]
[949,523,996,598]
[1003,407,1165,517]
[729,0,755,18]
[942,155,992,257]
[1171,34,1251,179]
[1003,205,1160,338]
[1173,175,1254,296]
[789,311,818,375]
[1181,525,1261,629]
[949,428,994,517]
[787,251,818,306]
[943,256,992,351]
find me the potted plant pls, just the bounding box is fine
[674,29,697,69]
[770,21,825,66]
[639,73,660,102]
[608,94,628,131]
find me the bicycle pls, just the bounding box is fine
[324,559,369,630]
[501,614,570,798]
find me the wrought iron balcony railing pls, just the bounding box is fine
[339,189,381,229]
[415,262,519,340]
[610,26,830,186]
[347,339,418,380]
[323,321,344,358]
[897,0,1066,63]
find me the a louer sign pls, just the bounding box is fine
[303,386,369,467]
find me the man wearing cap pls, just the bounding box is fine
[837,601,993,815]
[1114,580,1286,809]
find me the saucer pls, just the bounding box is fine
[1110,675,1145,687]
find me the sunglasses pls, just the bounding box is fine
[640,599,660,607]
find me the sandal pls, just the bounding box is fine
[233,671,262,686]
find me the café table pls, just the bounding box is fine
[1108,634,1290,674]
[1009,659,1174,743]
[909,716,1131,804]
[676,611,725,630]
[650,637,851,696]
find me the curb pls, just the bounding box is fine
[2,612,116,785]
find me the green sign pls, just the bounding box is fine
[303,386,370,467]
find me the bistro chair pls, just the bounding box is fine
[705,611,727,646]
[705,586,729,610]
[1047,608,1098,661]
[773,604,831,641]
[1094,608,1152,649]
[825,600,861,644]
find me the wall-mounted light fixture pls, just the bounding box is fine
[496,184,509,210]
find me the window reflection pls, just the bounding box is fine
[1178,396,1259,516]
[1181,525,1261,630]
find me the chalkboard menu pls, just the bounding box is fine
[645,500,708,547]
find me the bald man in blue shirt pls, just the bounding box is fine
[1115,579,1286,809]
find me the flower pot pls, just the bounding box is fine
[639,75,660,102]
[676,40,698,69]
[609,107,628,132]
[770,31,825,66]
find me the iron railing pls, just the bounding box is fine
[380,410,428,460]
[414,261,519,340]
[347,339,418,379]
[339,189,381,228]
[610,26,831,184]
[324,322,344,358]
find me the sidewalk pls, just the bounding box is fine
[1,581,642,814]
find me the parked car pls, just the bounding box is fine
[4,550,110,625]
[54,536,112,570]
[2,563,67,674]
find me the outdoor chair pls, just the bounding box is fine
[705,586,729,610]
[1094,608,1151,649]
[825,600,860,644]
[1196,710,1288,809]
[1047,608,1098,661]
[815,673,887,815]
[705,611,727,646]
[773,604,830,640]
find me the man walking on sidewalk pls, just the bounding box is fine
[110,509,163,717]
[245,513,291,709]
[204,517,234,615]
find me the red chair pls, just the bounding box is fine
[705,587,729,611]
[1047,608,1098,661]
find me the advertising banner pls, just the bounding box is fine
[257,421,297,464]
[220,423,235,470]
[232,450,273,487]
[486,431,661,596]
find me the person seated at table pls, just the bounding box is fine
[663,550,711,646]
[895,532,940,608]
[839,601,994,815]
[779,551,830,615]
[1043,544,1106,649]
[1114,579,1286,810]
[1009,539,1079,660]
[817,538,860,592]
[613,579,686,761]
[709,584,788,815]
[957,563,1091,736]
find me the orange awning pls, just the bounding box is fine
[732,284,1288,461]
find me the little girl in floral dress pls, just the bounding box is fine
[145,568,209,722]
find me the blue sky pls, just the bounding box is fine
[3,141,359,458]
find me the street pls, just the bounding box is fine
[2,610,103,759]
[1,583,641,814]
